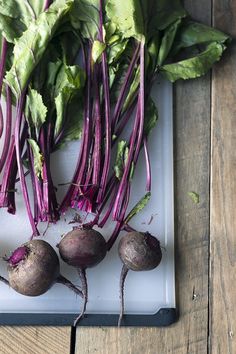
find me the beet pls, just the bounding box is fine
[118,231,162,326]
[118,231,162,271]
[58,227,107,326]
[1,240,82,298]
[58,228,107,268]
[8,240,59,296]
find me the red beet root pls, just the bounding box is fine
[0,240,82,298]
[118,231,162,271]
[58,227,107,326]
[58,228,107,268]
[118,232,162,326]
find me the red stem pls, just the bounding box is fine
[15,94,39,236]
[0,86,12,173]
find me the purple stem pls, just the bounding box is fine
[60,49,91,213]
[27,142,39,222]
[98,183,119,228]
[39,127,59,222]
[107,183,130,250]
[27,142,46,222]
[112,101,141,220]
[0,139,15,209]
[111,45,140,132]
[43,0,51,10]
[71,46,93,203]
[92,67,102,186]
[0,104,3,139]
[15,93,39,236]
[143,137,151,192]
[40,128,50,217]
[0,125,28,213]
[0,38,8,139]
[0,38,7,95]
[96,0,111,204]
[133,42,145,163]
[0,86,12,173]
[112,41,145,222]
[112,99,137,147]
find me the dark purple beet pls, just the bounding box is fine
[5,240,83,298]
[58,228,107,269]
[7,240,59,296]
[58,227,107,326]
[118,231,162,271]
[118,231,162,326]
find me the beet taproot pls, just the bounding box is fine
[118,231,162,326]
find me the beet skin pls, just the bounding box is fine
[118,231,162,271]
[58,228,107,268]
[8,240,60,296]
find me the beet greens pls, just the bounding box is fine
[0,0,229,239]
[0,0,231,326]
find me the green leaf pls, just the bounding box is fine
[0,13,25,43]
[188,191,200,204]
[70,0,99,39]
[157,19,182,65]
[55,87,72,138]
[54,64,85,139]
[55,94,84,148]
[28,139,44,178]
[0,0,48,42]
[25,89,47,131]
[65,65,86,89]
[59,30,81,65]
[170,20,230,57]
[147,34,161,73]
[104,21,117,42]
[92,40,106,63]
[123,67,140,112]
[144,97,158,136]
[5,0,73,98]
[146,0,187,33]
[0,0,45,26]
[114,140,127,180]
[125,192,151,223]
[108,39,128,65]
[161,42,226,82]
[106,0,145,41]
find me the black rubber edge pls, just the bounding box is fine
[0,307,178,326]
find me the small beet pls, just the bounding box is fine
[7,240,59,296]
[118,231,162,271]
[118,231,162,326]
[58,227,107,326]
[3,239,82,298]
[58,228,107,268]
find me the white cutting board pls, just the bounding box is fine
[0,78,175,316]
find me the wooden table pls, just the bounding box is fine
[0,1,235,353]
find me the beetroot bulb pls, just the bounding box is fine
[58,227,107,325]
[118,231,162,326]
[0,240,83,297]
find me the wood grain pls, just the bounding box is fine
[0,327,71,354]
[76,1,212,353]
[210,1,236,353]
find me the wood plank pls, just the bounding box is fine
[76,1,212,353]
[210,1,236,353]
[0,327,71,354]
